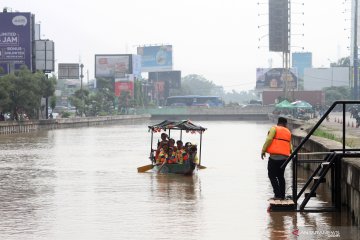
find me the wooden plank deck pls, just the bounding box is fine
[268,199,296,211]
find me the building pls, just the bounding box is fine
[292,52,312,89]
[303,67,350,90]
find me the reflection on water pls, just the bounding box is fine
[0,121,357,239]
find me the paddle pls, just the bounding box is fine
[157,161,166,173]
[197,165,206,169]
[137,164,154,173]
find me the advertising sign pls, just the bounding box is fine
[132,54,142,78]
[269,0,288,52]
[95,54,132,78]
[115,81,134,97]
[137,45,172,72]
[34,40,55,72]
[58,63,79,79]
[148,70,181,89]
[256,68,298,90]
[0,12,32,74]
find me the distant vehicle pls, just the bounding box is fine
[165,95,224,107]
[249,99,262,105]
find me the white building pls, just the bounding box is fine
[303,67,350,90]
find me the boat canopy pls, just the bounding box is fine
[148,120,207,132]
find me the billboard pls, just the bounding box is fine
[137,45,173,72]
[256,68,298,90]
[95,54,132,78]
[148,70,181,89]
[115,81,134,97]
[58,63,80,79]
[269,0,288,52]
[34,40,55,72]
[0,12,33,74]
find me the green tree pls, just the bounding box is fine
[323,86,351,106]
[176,74,224,96]
[69,89,89,116]
[0,67,56,119]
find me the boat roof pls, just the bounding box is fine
[148,120,207,132]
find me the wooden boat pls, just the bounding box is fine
[137,120,207,175]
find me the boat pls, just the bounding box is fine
[137,120,207,175]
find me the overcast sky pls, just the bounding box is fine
[1,0,351,91]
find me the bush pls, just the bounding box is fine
[61,111,71,118]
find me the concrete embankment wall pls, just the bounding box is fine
[288,119,360,225]
[137,105,273,121]
[0,114,150,135]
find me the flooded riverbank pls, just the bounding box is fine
[0,121,357,239]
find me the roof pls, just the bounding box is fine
[148,120,207,132]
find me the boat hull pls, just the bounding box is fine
[153,162,195,175]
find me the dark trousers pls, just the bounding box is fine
[268,158,286,199]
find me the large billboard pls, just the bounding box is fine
[95,54,132,78]
[269,0,288,52]
[115,81,134,97]
[256,68,298,90]
[58,63,80,79]
[148,70,181,89]
[0,12,33,74]
[137,45,173,72]
[34,40,55,72]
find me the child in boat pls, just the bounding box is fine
[157,144,169,164]
[166,147,178,164]
[176,140,188,164]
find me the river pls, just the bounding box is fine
[0,120,357,239]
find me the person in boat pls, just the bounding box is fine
[261,117,292,200]
[176,140,188,164]
[168,138,176,151]
[155,133,169,160]
[167,147,178,164]
[157,144,169,164]
[188,144,199,165]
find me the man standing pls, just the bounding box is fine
[261,117,292,200]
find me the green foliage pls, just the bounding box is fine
[61,111,71,118]
[313,129,337,141]
[323,86,351,106]
[50,96,57,110]
[179,74,223,96]
[0,67,56,119]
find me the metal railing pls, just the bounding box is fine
[280,100,360,211]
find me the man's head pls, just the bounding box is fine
[161,133,168,141]
[277,117,287,126]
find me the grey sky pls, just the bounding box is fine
[1,0,350,91]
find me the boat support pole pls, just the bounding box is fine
[150,130,154,162]
[199,131,203,166]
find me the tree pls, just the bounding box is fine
[0,67,57,119]
[323,86,351,106]
[69,89,89,116]
[176,74,224,96]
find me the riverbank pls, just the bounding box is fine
[0,114,151,135]
[271,114,360,225]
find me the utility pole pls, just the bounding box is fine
[354,0,359,100]
[80,63,84,90]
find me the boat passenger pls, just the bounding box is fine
[188,145,199,165]
[166,147,178,164]
[176,140,188,164]
[157,144,169,164]
[168,138,176,150]
[156,133,169,160]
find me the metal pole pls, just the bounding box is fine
[199,131,203,166]
[354,0,359,100]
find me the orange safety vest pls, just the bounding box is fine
[266,126,291,156]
